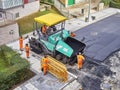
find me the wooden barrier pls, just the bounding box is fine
[41,55,68,82]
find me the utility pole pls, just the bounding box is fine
[88,0,91,22]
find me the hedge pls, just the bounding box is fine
[110,0,120,9]
[0,45,31,90]
[101,0,111,6]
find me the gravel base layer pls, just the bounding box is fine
[68,50,120,90]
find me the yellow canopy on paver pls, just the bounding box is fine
[34,13,67,26]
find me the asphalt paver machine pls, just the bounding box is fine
[29,13,86,65]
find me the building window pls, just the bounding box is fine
[0,13,2,18]
[16,12,19,18]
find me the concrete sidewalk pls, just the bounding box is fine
[65,8,118,32]
[7,8,120,90]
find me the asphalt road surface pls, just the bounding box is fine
[75,13,120,62]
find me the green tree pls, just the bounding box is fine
[113,0,120,3]
[48,0,53,3]
[101,0,111,6]
[110,0,120,8]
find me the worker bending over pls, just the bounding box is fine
[70,32,76,37]
[77,53,85,69]
[25,44,30,58]
[19,36,23,51]
[42,55,49,75]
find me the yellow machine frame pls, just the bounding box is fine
[34,13,67,26]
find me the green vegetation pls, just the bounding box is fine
[17,8,60,35]
[0,45,33,90]
[0,48,8,71]
[113,0,120,3]
[110,0,120,8]
[101,0,110,6]
[101,0,120,8]
[0,47,16,72]
[0,60,7,71]
[40,0,54,4]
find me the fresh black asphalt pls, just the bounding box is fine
[75,13,120,62]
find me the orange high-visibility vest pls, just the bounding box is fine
[77,54,85,69]
[41,26,47,33]
[19,38,23,49]
[42,57,48,75]
[43,58,48,64]
[25,46,29,52]
[70,32,76,37]
[19,38,23,44]
[42,58,48,67]
[25,46,29,57]
[77,55,84,64]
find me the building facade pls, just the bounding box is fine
[0,0,40,20]
[0,0,40,45]
[57,0,88,8]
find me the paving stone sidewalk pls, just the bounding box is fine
[7,38,77,90]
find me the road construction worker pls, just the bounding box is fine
[25,44,30,58]
[42,55,49,75]
[77,53,85,69]
[41,25,47,36]
[19,36,23,51]
[70,32,76,37]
